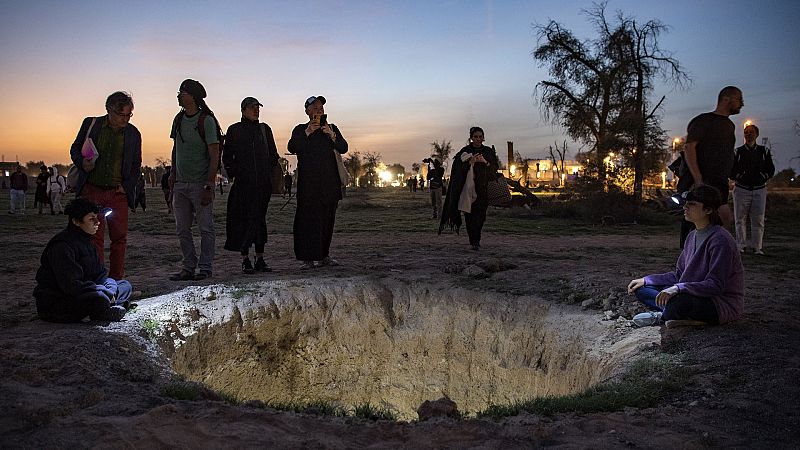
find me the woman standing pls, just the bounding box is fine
[628,184,745,327]
[288,95,348,269]
[439,126,499,250]
[34,165,50,214]
[223,97,279,274]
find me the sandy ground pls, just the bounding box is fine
[1,193,799,448]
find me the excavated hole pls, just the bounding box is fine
[144,278,650,421]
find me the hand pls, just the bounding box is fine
[97,284,115,299]
[473,154,487,164]
[655,286,679,307]
[82,159,95,172]
[321,124,336,141]
[116,185,126,194]
[306,122,321,136]
[627,278,645,294]
[200,188,214,206]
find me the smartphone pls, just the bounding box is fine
[319,114,327,127]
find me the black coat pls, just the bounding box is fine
[34,224,108,310]
[223,119,279,252]
[288,124,348,205]
[439,144,499,233]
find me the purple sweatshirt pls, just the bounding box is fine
[645,225,745,323]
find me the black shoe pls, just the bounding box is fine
[242,258,255,274]
[254,257,272,272]
[95,305,126,322]
[169,269,195,281]
[194,271,212,280]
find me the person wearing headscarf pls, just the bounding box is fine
[439,126,499,250]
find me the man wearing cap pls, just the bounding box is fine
[222,97,280,274]
[69,91,142,280]
[288,95,348,269]
[169,79,221,281]
[677,86,743,248]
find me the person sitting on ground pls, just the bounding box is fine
[627,184,744,327]
[34,198,133,323]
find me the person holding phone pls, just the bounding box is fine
[439,126,499,250]
[288,95,348,269]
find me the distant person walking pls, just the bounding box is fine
[283,172,293,198]
[730,124,775,255]
[46,167,66,214]
[426,158,444,219]
[439,126,499,251]
[70,91,142,280]
[160,166,172,214]
[34,165,50,214]
[288,95,348,269]
[223,97,280,274]
[132,173,146,212]
[677,86,743,248]
[168,79,220,281]
[8,165,28,214]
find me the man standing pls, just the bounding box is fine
[678,86,743,248]
[427,159,445,218]
[288,95,348,269]
[70,91,142,280]
[8,165,28,214]
[169,79,220,281]
[730,124,774,255]
[47,167,66,214]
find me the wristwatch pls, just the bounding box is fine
[203,184,213,191]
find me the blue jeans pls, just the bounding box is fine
[634,284,719,324]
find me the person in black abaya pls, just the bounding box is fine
[223,97,279,274]
[438,126,499,250]
[288,95,348,269]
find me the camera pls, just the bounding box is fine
[422,158,433,164]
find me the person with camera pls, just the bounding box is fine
[425,158,445,219]
[34,198,133,323]
[288,95,348,269]
[627,184,744,328]
[438,126,499,250]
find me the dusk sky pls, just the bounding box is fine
[1,0,798,172]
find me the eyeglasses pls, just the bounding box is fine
[112,110,133,118]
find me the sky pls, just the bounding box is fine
[1,0,798,172]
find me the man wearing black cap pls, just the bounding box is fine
[169,79,221,281]
[288,95,348,269]
[222,97,280,274]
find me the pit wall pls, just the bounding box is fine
[143,278,638,420]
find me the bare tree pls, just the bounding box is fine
[343,151,363,187]
[533,1,687,191]
[548,140,570,182]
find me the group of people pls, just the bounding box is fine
[7,164,67,215]
[629,85,774,328]
[33,83,765,329]
[34,81,349,323]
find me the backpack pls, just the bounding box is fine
[171,111,225,174]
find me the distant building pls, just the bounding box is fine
[508,159,583,187]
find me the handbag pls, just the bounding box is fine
[486,173,512,206]
[68,117,98,191]
[260,124,285,195]
[334,147,349,187]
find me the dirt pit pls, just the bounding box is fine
[120,277,656,420]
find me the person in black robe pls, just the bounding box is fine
[34,198,132,323]
[438,126,499,250]
[288,95,348,269]
[223,97,279,274]
[34,165,50,213]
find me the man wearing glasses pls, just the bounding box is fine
[70,91,142,280]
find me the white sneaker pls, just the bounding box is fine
[633,311,663,327]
